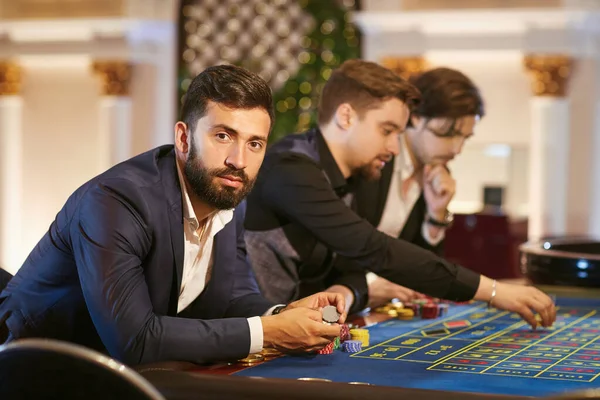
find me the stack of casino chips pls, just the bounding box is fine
[421,303,439,319]
[317,340,335,354]
[341,340,362,353]
[438,303,449,317]
[333,336,341,350]
[349,328,369,347]
[378,298,450,320]
[340,324,351,342]
[397,308,415,320]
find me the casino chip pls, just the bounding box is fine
[237,353,264,366]
[260,348,282,359]
[438,303,449,317]
[397,308,415,320]
[317,341,335,354]
[322,305,341,323]
[341,340,362,353]
[340,324,351,341]
[421,304,439,319]
[349,328,369,347]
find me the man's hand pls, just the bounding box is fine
[285,291,347,323]
[368,276,427,308]
[261,307,340,353]
[475,277,556,329]
[324,285,354,314]
[423,164,456,220]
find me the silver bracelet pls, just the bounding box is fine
[488,280,497,308]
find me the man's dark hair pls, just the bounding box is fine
[180,64,274,133]
[317,59,421,126]
[409,67,485,121]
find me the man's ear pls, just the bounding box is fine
[174,121,190,154]
[333,103,354,130]
[410,115,423,130]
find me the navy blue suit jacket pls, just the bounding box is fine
[0,146,272,365]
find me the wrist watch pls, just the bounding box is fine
[426,210,454,228]
[272,305,287,315]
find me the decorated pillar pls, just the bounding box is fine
[92,61,133,171]
[523,55,573,241]
[0,61,23,273]
[380,56,427,80]
[590,62,600,238]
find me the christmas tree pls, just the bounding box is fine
[178,0,360,143]
[270,0,360,142]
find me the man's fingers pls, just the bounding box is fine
[526,297,552,327]
[314,321,341,338]
[306,308,324,323]
[530,294,556,327]
[394,286,416,302]
[517,305,538,329]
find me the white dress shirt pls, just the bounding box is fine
[176,165,274,355]
[366,135,444,285]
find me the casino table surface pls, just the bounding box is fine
[138,284,600,400]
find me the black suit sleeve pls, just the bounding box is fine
[259,157,480,301]
[72,184,255,365]
[224,201,274,318]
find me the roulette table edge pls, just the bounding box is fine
[139,368,530,400]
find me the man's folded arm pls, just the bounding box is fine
[260,157,480,301]
[72,184,255,365]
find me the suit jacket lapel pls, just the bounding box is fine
[159,150,185,312]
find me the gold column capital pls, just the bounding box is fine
[0,62,22,96]
[523,55,573,97]
[381,56,427,81]
[92,61,132,96]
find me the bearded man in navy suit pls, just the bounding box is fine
[0,65,344,365]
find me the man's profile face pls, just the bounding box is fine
[347,98,410,181]
[413,115,477,166]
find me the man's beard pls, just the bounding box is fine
[356,163,383,181]
[184,145,256,210]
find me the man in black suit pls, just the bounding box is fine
[245,60,555,329]
[349,67,484,308]
[0,65,344,366]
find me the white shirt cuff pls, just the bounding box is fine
[366,271,379,285]
[247,316,264,355]
[421,221,445,246]
[247,304,286,355]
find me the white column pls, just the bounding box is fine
[98,97,132,169]
[93,61,133,171]
[0,62,23,274]
[590,101,600,238]
[527,98,570,240]
[152,26,177,148]
[524,55,573,241]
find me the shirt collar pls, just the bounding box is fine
[314,128,355,196]
[175,162,234,232]
[396,134,416,181]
